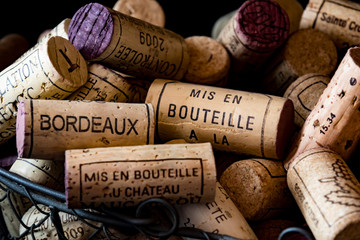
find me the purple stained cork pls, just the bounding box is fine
[68,3,113,60]
[16,100,27,159]
[235,0,289,52]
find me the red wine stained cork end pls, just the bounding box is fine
[276,99,295,159]
[68,3,113,60]
[16,100,27,158]
[235,0,289,52]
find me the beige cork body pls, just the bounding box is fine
[65,142,216,208]
[113,0,165,27]
[145,79,294,160]
[93,8,189,80]
[16,99,154,161]
[176,181,258,240]
[300,0,360,50]
[284,73,330,128]
[0,36,88,145]
[287,148,360,240]
[220,158,295,221]
[284,47,360,169]
[67,63,150,103]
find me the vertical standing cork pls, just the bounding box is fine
[67,63,150,103]
[300,0,360,50]
[176,181,258,240]
[284,47,360,169]
[0,34,29,71]
[219,158,295,221]
[0,36,88,145]
[287,148,360,240]
[183,36,230,86]
[68,3,189,80]
[38,18,71,43]
[217,0,289,74]
[16,99,154,161]
[65,142,216,208]
[145,79,294,160]
[113,0,165,27]
[260,28,337,95]
[284,73,330,128]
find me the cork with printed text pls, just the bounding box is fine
[65,142,216,208]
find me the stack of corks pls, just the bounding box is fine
[3,0,360,240]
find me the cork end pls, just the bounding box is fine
[276,99,295,160]
[69,3,113,60]
[235,0,289,52]
[16,100,27,158]
[349,47,360,67]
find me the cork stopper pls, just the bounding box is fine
[68,3,113,60]
[184,36,230,85]
[113,0,165,27]
[47,36,88,89]
[235,0,289,52]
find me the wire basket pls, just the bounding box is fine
[0,167,314,240]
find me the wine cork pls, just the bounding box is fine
[0,36,88,145]
[145,79,294,160]
[287,148,360,240]
[65,142,216,208]
[0,33,29,71]
[113,0,165,27]
[300,0,360,50]
[67,63,150,103]
[260,28,337,95]
[284,47,360,169]
[219,158,295,221]
[68,3,189,80]
[284,73,331,128]
[175,181,258,240]
[38,18,71,43]
[10,158,64,191]
[183,36,230,86]
[16,99,154,161]
[217,0,289,74]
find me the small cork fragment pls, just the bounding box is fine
[261,28,337,95]
[145,79,294,160]
[287,148,360,240]
[284,73,331,128]
[284,47,360,169]
[184,36,230,86]
[113,0,165,27]
[220,158,295,221]
[300,0,360,51]
[175,181,258,240]
[16,99,154,161]
[65,142,216,208]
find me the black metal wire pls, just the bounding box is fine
[278,227,315,240]
[0,168,243,240]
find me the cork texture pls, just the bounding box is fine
[65,142,216,208]
[16,99,154,160]
[287,148,360,240]
[145,79,294,160]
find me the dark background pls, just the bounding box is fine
[0,0,311,47]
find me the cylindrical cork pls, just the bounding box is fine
[0,36,88,145]
[287,148,360,240]
[113,0,165,27]
[219,158,295,221]
[65,142,216,208]
[16,99,154,161]
[284,47,360,170]
[175,181,258,240]
[145,79,294,160]
[300,0,360,51]
[38,18,71,43]
[0,33,29,71]
[284,73,330,129]
[10,158,64,191]
[183,36,230,86]
[67,63,150,103]
[217,0,289,73]
[68,3,189,80]
[260,28,337,95]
